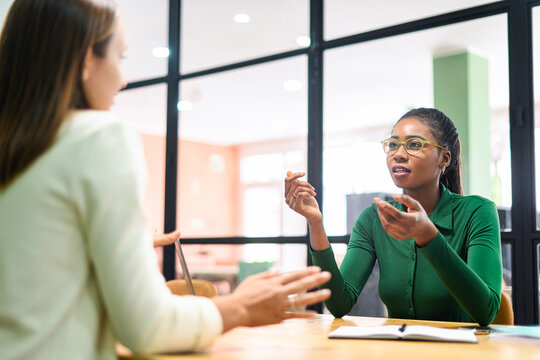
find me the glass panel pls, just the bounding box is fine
[179,244,307,294]
[325,0,501,40]
[0,1,168,83]
[112,85,167,266]
[537,242,540,323]
[116,0,168,82]
[501,243,512,309]
[532,7,540,229]
[181,0,309,73]
[178,56,308,238]
[323,15,510,236]
[0,1,13,25]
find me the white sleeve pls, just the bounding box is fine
[73,120,222,353]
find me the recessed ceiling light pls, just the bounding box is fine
[296,35,311,47]
[234,13,250,23]
[283,80,302,91]
[152,47,170,58]
[177,100,192,112]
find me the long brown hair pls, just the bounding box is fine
[397,108,463,195]
[0,0,117,188]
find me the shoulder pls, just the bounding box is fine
[62,110,135,139]
[450,192,495,207]
[60,110,141,156]
[449,192,497,218]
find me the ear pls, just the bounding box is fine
[81,47,95,82]
[441,150,451,168]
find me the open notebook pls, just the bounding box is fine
[174,238,195,295]
[328,325,478,343]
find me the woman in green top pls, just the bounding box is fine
[285,108,502,327]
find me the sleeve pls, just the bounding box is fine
[418,201,502,327]
[311,208,377,318]
[73,121,223,353]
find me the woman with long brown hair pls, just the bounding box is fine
[0,1,331,358]
[285,108,502,327]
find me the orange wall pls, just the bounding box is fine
[140,134,242,267]
[178,140,240,237]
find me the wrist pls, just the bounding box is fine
[212,294,249,332]
[414,224,438,247]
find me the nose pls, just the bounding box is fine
[393,144,408,161]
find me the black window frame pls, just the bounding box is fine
[123,0,538,324]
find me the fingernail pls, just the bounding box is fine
[320,271,331,278]
[320,289,331,295]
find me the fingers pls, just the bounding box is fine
[152,229,181,247]
[284,171,305,198]
[291,288,331,310]
[392,194,421,211]
[281,271,331,296]
[284,171,315,202]
[374,198,402,220]
[277,266,322,285]
[282,311,318,320]
[245,269,280,281]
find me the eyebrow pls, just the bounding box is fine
[390,135,426,140]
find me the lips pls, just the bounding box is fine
[392,165,411,179]
[392,165,411,174]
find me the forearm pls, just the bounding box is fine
[311,246,373,318]
[308,221,330,250]
[419,233,501,326]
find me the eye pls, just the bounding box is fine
[387,140,398,150]
[407,139,423,151]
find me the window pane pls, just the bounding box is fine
[502,243,512,309]
[112,85,167,266]
[324,15,510,236]
[116,0,168,82]
[180,244,307,294]
[325,0,501,40]
[178,57,308,238]
[181,0,309,73]
[0,1,12,25]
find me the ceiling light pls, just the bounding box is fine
[234,13,250,23]
[296,35,311,47]
[177,100,192,112]
[152,47,170,58]
[283,80,302,91]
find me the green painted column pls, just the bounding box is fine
[433,52,491,198]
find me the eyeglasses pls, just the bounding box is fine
[381,137,447,156]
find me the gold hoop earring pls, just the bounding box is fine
[441,166,446,174]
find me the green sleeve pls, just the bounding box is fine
[310,209,377,318]
[419,202,502,327]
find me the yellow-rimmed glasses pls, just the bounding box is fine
[381,137,446,156]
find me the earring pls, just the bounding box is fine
[441,166,446,174]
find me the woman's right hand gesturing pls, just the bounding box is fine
[284,171,322,224]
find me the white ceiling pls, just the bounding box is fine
[0,1,537,146]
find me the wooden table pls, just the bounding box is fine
[119,315,540,359]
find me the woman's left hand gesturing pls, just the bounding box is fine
[374,194,438,247]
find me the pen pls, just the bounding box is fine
[399,323,407,332]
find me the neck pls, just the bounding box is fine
[403,182,441,216]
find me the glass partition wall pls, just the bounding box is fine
[1,0,537,323]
